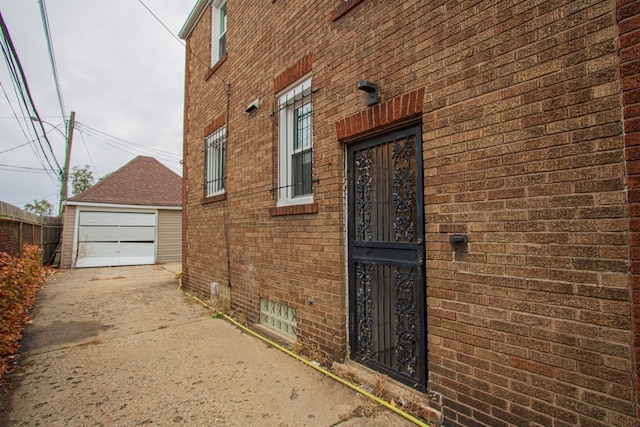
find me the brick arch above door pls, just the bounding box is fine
[335,88,425,142]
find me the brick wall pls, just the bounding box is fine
[182,0,637,425]
[421,1,632,425]
[181,38,192,290]
[619,0,640,419]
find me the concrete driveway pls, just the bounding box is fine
[0,263,416,426]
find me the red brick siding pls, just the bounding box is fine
[335,88,425,140]
[331,0,365,22]
[182,0,636,425]
[269,202,318,217]
[181,37,192,289]
[273,54,313,94]
[203,114,226,137]
[619,0,640,419]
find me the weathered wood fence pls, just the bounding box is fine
[0,201,62,265]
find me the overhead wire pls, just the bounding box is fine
[0,140,30,154]
[136,0,225,80]
[77,127,100,177]
[74,122,182,175]
[132,1,219,175]
[0,80,41,153]
[0,123,64,156]
[75,121,181,161]
[0,163,52,173]
[136,0,183,46]
[37,0,66,119]
[0,45,60,174]
[0,11,62,176]
[0,59,58,184]
[10,191,58,207]
[1,3,184,188]
[0,55,47,170]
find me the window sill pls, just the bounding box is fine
[205,52,228,80]
[269,202,318,217]
[202,193,227,205]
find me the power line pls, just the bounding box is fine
[38,0,66,119]
[11,191,58,206]
[0,11,62,176]
[73,126,182,175]
[0,75,58,183]
[76,128,180,165]
[0,163,53,172]
[0,140,32,154]
[75,121,181,160]
[77,126,100,177]
[73,122,181,175]
[136,0,184,46]
[0,79,38,149]
[0,13,59,171]
[136,0,223,80]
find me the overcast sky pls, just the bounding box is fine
[0,0,195,215]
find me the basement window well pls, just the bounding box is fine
[260,298,297,339]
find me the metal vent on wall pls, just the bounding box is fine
[260,298,297,339]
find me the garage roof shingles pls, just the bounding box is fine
[68,156,182,207]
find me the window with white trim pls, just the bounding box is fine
[277,77,314,206]
[211,0,226,65]
[205,125,226,196]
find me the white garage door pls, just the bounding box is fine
[75,211,156,268]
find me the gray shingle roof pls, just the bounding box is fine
[67,156,182,207]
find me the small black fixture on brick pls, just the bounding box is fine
[449,234,468,245]
[358,80,379,106]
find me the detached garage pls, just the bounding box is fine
[60,156,182,269]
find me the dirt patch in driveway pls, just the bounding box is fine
[0,264,418,426]
[21,321,114,350]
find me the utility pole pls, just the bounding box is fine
[59,110,75,216]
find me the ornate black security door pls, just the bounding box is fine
[347,124,426,390]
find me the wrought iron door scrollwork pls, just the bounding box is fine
[347,124,425,391]
[392,137,415,242]
[356,262,373,358]
[394,268,417,375]
[355,149,373,241]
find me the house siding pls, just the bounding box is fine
[60,205,77,269]
[157,209,182,263]
[182,1,639,425]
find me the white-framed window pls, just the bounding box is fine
[205,125,226,196]
[211,0,226,65]
[277,76,314,206]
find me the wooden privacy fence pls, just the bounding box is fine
[0,201,62,265]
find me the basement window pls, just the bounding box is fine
[260,298,297,339]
